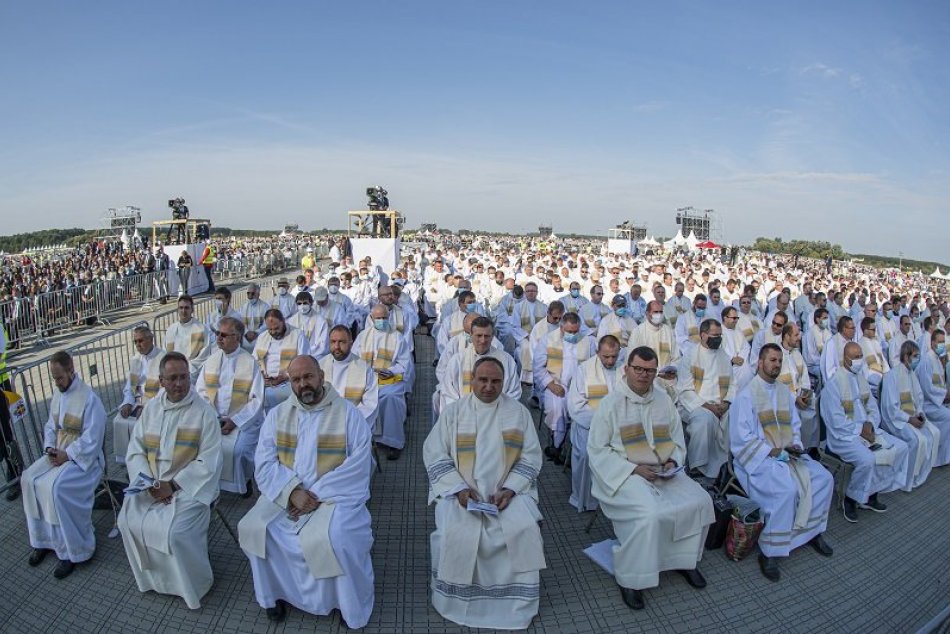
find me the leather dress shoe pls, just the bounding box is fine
[53,559,75,579]
[619,585,644,610]
[809,534,834,557]
[386,447,401,461]
[758,553,780,582]
[677,568,707,589]
[266,599,288,622]
[857,494,887,513]
[28,548,52,567]
[241,479,254,499]
[6,483,20,501]
[842,497,858,523]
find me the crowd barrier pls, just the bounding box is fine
[2,249,305,351]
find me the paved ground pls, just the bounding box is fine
[1,318,948,632]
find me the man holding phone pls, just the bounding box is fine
[730,344,835,582]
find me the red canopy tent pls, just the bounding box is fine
[696,240,720,249]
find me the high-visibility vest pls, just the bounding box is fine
[200,246,216,266]
[0,326,8,385]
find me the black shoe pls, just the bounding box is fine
[809,534,834,557]
[530,395,540,408]
[858,494,887,513]
[758,553,780,582]
[842,497,858,523]
[241,479,254,499]
[677,568,707,589]
[386,447,401,461]
[432,357,440,367]
[28,548,52,567]
[53,559,75,579]
[807,447,821,461]
[6,483,21,501]
[544,446,563,465]
[619,585,644,610]
[266,599,288,622]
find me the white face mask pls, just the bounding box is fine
[299,304,312,315]
[328,285,339,294]
[849,359,865,374]
[214,299,225,312]
[278,287,288,296]
[650,313,664,326]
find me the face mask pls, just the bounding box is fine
[278,287,288,296]
[706,336,723,350]
[695,308,705,319]
[465,303,478,314]
[374,318,389,331]
[910,356,921,371]
[938,343,947,357]
[214,299,225,312]
[570,289,580,298]
[563,332,580,344]
[328,285,339,294]
[247,295,258,304]
[299,304,312,315]
[884,310,893,319]
[849,359,865,374]
[650,313,664,326]
[819,318,829,330]
[615,308,627,318]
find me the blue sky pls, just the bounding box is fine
[1,2,947,261]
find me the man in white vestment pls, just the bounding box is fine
[22,351,105,579]
[720,306,753,390]
[578,285,610,334]
[254,309,310,411]
[113,325,164,464]
[534,312,595,461]
[803,308,832,380]
[271,277,296,318]
[888,315,914,368]
[288,291,330,359]
[239,283,270,352]
[560,281,589,314]
[354,304,410,460]
[238,355,375,627]
[196,317,264,496]
[880,341,941,489]
[205,286,242,344]
[118,352,222,609]
[750,310,787,363]
[730,344,834,582]
[821,342,910,523]
[319,325,379,431]
[674,293,707,355]
[567,334,621,512]
[665,282,691,329]
[597,294,637,347]
[777,324,820,457]
[588,346,713,610]
[423,357,545,629]
[164,294,212,381]
[735,295,763,343]
[630,300,680,370]
[676,318,735,477]
[821,316,856,383]
[438,316,520,415]
[511,284,550,385]
[913,329,950,465]
[858,317,890,395]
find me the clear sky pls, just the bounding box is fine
[1,2,947,260]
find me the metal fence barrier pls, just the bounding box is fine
[3,249,305,352]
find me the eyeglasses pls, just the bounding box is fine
[626,364,658,375]
[216,332,239,339]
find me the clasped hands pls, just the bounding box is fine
[702,401,729,418]
[148,480,176,505]
[45,448,69,468]
[633,460,677,482]
[288,486,321,520]
[456,487,515,511]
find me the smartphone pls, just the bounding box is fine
[869,443,882,451]
[785,446,803,457]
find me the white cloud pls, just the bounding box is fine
[800,62,842,78]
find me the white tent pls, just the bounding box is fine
[931,267,944,279]
[638,235,660,247]
[663,229,687,250]
[685,230,700,251]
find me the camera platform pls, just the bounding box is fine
[347,210,402,278]
[151,218,213,295]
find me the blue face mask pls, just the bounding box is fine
[695,308,706,319]
[373,318,389,331]
[937,343,947,357]
[570,289,580,299]
[615,308,627,317]
[563,332,581,344]
[910,356,921,371]
[465,303,478,314]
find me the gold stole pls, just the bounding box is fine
[255,328,300,374]
[319,356,368,407]
[130,351,165,404]
[778,347,806,393]
[166,322,206,359]
[203,350,256,415]
[274,387,348,477]
[690,348,732,401]
[448,310,466,341]
[360,327,399,371]
[928,351,946,389]
[581,357,611,410]
[51,379,91,449]
[518,300,543,330]
[835,369,869,419]
[618,396,675,466]
[455,398,523,491]
[142,396,203,477]
[243,302,265,332]
[582,303,607,329]
[546,329,565,381]
[813,328,830,354]
[897,366,917,416]
[750,378,794,449]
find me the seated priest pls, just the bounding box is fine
[113,325,164,463]
[319,325,379,431]
[164,294,212,381]
[253,309,310,411]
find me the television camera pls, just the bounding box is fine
[168,197,190,220]
[366,186,389,211]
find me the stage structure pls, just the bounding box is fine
[675,207,721,242]
[152,217,213,296]
[538,224,553,238]
[98,205,142,242]
[606,221,648,255]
